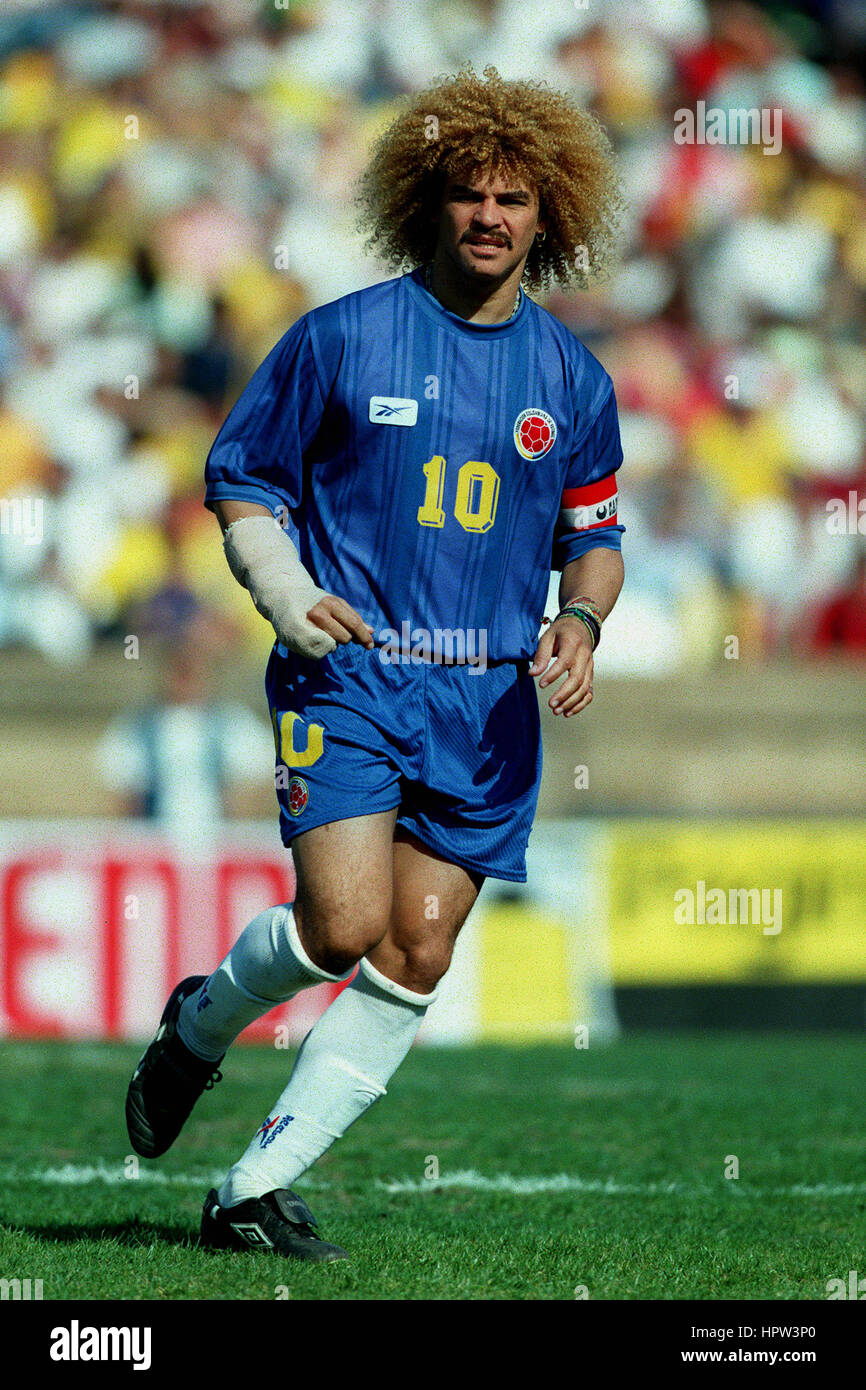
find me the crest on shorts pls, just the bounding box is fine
[514,408,557,459]
[288,776,309,816]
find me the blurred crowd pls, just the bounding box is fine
[0,0,865,677]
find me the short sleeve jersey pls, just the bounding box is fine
[205,268,624,660]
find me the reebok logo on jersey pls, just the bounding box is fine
[369,396,418,426]
[514,408,557,459]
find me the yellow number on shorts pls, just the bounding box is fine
[272,709,324,767]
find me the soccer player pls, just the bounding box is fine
[126,67,625,1262]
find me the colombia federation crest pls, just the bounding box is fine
[514,408,557,460]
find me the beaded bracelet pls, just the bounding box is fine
[570,595,604,623]
[554,605,600,650]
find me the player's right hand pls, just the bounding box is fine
[306,595,375,652]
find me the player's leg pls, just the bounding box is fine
[366,826,484,992]
[126,810,397,1159]
[212,829,481,1210]
[175,809,398,1060]
[179,636,408,1062]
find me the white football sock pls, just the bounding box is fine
[176,903,353,1063]
[216,957,437,1206]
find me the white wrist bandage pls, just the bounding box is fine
[222,515,336,659]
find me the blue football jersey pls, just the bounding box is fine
[205,267,624,660]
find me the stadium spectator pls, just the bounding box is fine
[95,608,274,844]
[0,0,864,671]
[803,550,866,657]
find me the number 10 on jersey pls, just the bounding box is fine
[417,455,500,534]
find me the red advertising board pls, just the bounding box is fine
[0,823,346,1041]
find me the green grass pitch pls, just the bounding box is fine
[0,1033,863,1300]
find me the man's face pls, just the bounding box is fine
[434,170,544,284]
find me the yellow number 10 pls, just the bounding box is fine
[417,455,500,534]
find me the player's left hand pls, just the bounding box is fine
[529,616,594,716]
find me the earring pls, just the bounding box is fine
[536,230,547,243]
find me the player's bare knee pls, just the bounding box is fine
[294,895,388,976]
[397,939,453,994]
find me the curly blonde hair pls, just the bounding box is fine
[356,66,623,293]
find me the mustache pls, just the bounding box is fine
[462,232,511,247]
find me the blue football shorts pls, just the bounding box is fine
[265,641,543,882]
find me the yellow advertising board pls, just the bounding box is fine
[478,902,579,1040]
[607,821,866,984]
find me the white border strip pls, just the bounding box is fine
[3,1163,864,1200]
[377,1170,866,1198]
[0,1163,327,1191]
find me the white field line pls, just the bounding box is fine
[0,1163,327,1192]
[380,1170,866,1198]
[1,1163,864,1200]
[0,1164,222,1189]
